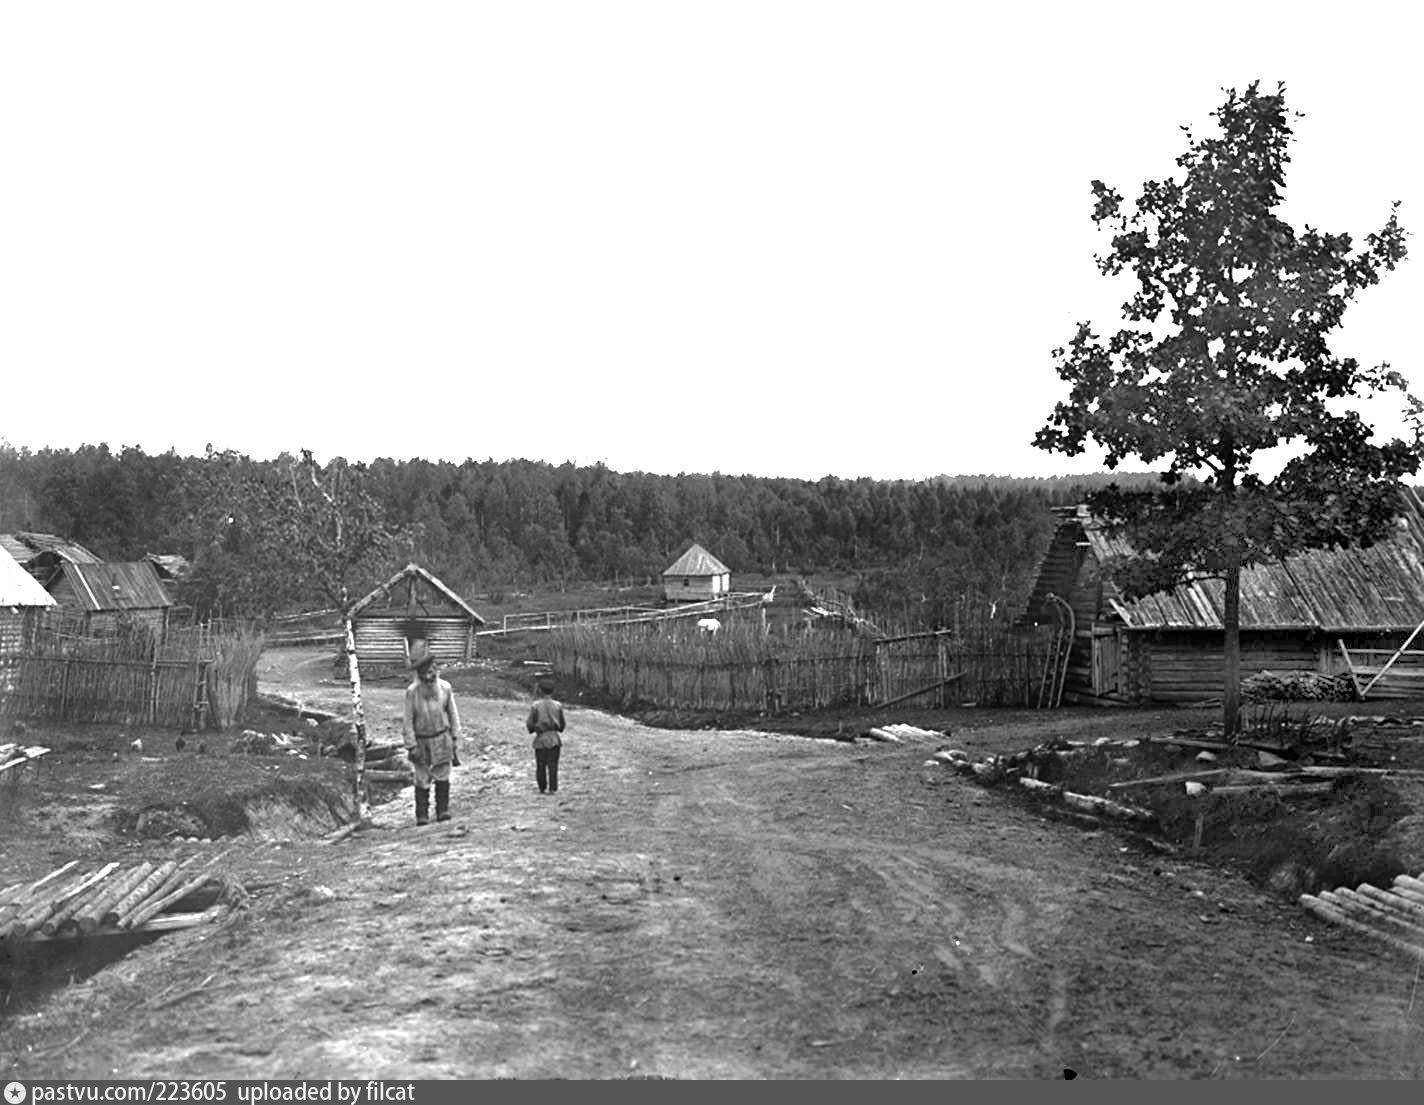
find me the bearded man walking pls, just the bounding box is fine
[402,641,462,825]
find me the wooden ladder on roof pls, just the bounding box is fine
[1337,618,1424,700]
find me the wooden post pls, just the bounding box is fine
[57,655,71,717]
[1338,639,1365,701]
[148,659,159,725]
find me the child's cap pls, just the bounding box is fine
[537,676,555,694]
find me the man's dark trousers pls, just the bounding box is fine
[535,745,561,793]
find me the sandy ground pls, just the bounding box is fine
[3,650,1424,1079]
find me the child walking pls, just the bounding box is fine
[526,677,566,795]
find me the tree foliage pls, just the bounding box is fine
[0,440,1142,626]
[1035,82,1422,730]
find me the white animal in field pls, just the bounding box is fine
[696,617,722,635]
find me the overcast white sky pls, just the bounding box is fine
[2,1,1419,482]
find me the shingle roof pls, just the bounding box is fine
[1057,488,1424,631]
[0,548,56,607]
[662,544,730,577]
[54,562,173,612]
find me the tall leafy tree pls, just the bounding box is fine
[1036,82,1422,734]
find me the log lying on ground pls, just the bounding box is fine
[1108,769,1235,791]
[1013,774,1154,823]
[1211,782,1335,798]
[1300,895,1424,963]
[76,862,155,934]
[41,862,122,935]
[116,851,230,930]
[3,867,101,940]
[106,861,181,929]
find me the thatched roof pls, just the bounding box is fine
[662,544,730,577]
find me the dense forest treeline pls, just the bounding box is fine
[0,443,1158,625]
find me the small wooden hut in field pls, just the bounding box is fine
[1017,490,1424,704]
[45,561,175,639]
[662,543,731,603]
[346,563,486,667]
[0,547,56,657]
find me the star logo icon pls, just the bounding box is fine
[4,1083,27,1104]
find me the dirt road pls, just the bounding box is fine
[6,653,1424,1078]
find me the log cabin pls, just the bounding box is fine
[1017,489,1424,704]
[345,563,486,668]
[662,543,731,604]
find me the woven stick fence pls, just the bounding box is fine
[547,623,1059,714]
[1,616,264,730]
[0,656,207,728]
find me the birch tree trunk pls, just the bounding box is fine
[344,615,371,823]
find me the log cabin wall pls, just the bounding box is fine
[1137,630,1319,704]
[353,614,475,666]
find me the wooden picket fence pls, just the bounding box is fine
[547,624,1062,714]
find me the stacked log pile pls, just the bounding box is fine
[0,852,233,943]
[1302,874,1424,963]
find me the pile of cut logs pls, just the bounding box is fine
[0,852,232,943]
[1302,873,1424,963]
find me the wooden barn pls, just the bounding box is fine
[662,543,731,604]
[345,563,486,667]
[1017,490,1424,704]
[45,560,175,639]
[0,547,56,658]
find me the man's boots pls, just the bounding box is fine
[435,779,451,822]
[414,786,430,826]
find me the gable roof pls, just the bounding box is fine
[345,562,486,624]
[662,544,730,577]
[0,548,56,608]
[1022,489,1424,632]
[53,561,173,612]
[0,532,102,567]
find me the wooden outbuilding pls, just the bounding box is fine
[0,547,56,658]
[662,543,731,604]
[45,561,174,639]
[345,563,486,667]
[1017,489,1424,704]
[0,532,102,588]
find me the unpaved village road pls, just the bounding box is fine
[8,654,1424,1079]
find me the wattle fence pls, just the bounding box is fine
[0,612,265,730]
[547,623,1064,714]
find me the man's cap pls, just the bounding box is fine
[407,640,437,670]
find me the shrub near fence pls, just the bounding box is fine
[546,620,1061,714]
